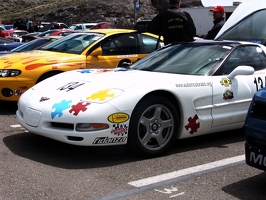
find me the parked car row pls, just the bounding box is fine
[0,21,109,42]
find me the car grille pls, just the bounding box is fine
[50,122,74,130]
[250,101,266,120]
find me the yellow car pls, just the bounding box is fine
[0,29,163,101]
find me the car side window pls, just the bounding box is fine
[101,34,138,55]
[219,45,266,74]
[76,25,82,30]
[138,34,163,54]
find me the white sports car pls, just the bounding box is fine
[16,40,266,157]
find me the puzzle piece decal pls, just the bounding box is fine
[86,89,114,101]
[69,102,90,116]
[51,100,72,119]
[77,69,93,73]
[184,114,200,134]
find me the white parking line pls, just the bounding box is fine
[10,124,22,128]
[128,154,245,187]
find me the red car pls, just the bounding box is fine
[3,30,28,41]
[22,29,76,42]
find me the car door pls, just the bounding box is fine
[87,33,161,68]
[212,45,266,127]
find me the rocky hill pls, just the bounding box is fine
[0,0,202,29]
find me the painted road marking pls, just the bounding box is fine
[97,155,245,200]
[10,124,29,132]
[10,124,22,128]
[128,154,245,187]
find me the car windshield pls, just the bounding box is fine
[37,30,59,37]
[42,32,104,54]
[130,43,234,75]
[11,38,53,52]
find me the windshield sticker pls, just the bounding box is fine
[176,82,212,87]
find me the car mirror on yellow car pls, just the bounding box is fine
[90,47,102,56]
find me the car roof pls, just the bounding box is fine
[71,23,97,25]
[80,28,160,39]
[82,28,136,34]
[171,39,257,48]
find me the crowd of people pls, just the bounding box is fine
[13,19,43,33]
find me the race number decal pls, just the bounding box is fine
[254,77,265,91]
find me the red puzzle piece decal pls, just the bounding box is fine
[69,102,90,116]
[184,114,200,134]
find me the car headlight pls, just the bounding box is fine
[0,69,21,77]
[76,123,109,132]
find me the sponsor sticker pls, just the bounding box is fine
[108,113,129,123]
[92,137,127,144]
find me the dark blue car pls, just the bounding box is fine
[0,37,23,52]
[245,87,266,170]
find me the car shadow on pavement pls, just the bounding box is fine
[3,132,139,169]
[0,100,17,115]
[222,172,266,199]
[169,128,246,154]
[3,128,246,169]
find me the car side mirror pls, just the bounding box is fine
[228,66,254,79]
[90,47,102,56]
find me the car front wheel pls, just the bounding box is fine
[127,95,179,157]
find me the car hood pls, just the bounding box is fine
[0,50,84,69]
[30,68,188,103]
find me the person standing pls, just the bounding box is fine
[28,21,36,33]
[203,5,225,39]
[148,0,196,45]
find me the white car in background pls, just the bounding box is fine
[69,22,109,31]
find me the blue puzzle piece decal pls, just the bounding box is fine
[51,100,72,119]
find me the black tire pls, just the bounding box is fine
[117,59,131,68]
[36,71,62,84]
[127,95,179,158]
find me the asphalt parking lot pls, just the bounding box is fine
[1,101,266,200]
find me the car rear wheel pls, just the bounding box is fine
[127,95,179,157]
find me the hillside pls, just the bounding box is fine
[0,0,202,29]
